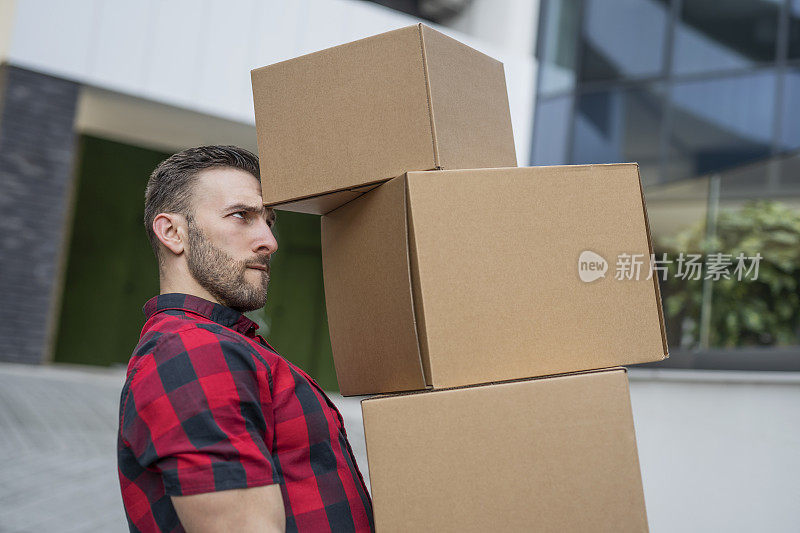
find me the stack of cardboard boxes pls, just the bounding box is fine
[252,24,667,532]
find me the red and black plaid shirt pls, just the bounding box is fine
[117,293,374,532]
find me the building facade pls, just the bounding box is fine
[533,0,800,370]
[0,0,536,389]
[1,1,799,530]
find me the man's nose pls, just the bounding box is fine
[253,219,278,256]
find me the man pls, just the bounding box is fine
[117,146,374,532]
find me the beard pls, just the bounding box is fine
[185,221,270,313]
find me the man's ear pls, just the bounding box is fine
[153,213,186,257]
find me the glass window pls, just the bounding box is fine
[789,0,800,59]
[777,150,800,192]
[705,161,800,348]
[646,177,711,350]
[571,84,665,185]
[531,95,572,166]
[780,69,800,151]
[648,155,800,352]
[537,0,581,95]
[579,0,669,82]
[672,0,781,76]
[667,70,776,182]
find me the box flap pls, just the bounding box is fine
[321,176,425,395]
[362,366,627,403]
[405,177,432,386]
[416,23,440,169]
[635,164,670,358]
[420,25,517,169]
[267,183,384,215]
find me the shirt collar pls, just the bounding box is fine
[143,293,260,337]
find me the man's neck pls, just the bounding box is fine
[159,275,222,307]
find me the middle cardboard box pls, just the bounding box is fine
[321,163,669,396]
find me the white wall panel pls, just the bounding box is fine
[630,369,800,533]
[249,0,305,69]
[7,0,534,162]
[143,0,207,110]
[298,0,349,56]
[196,0,256,119]
[88,0,155,93]
[9,0,98,80]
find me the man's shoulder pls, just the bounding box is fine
[138,311,253,349]
[124,319,278,408]
[132,314,273,375]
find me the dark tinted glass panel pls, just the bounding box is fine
[781,69,800,150]
[579,0,668,82]
[707,163,800,348]
[777,151,800,192]
[645,177,710,350]
[667,71,776,181]
[648,156,800,351]
[572,84,664,185]
[789,0,800,59]
[716,156,780,200]
[673,0,780,75]
[538,0,581,95]
[531,95,572,165]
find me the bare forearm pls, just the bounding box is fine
[171,484,285,532]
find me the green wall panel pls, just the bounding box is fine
[54,136,166,368]
[55,136,339,390]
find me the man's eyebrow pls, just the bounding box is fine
[222,203,266,214]
[223,203,276,224]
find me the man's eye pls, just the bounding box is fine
[232,212,246,220]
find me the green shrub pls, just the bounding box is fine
[658,200,800,348]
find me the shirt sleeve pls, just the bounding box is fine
[120,326,278,496]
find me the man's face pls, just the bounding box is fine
[184,167,277,313]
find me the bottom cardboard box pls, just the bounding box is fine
[362,368,648,532]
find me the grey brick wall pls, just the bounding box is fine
[0,65,79,364]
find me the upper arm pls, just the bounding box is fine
[171,483,285,533]
[120,327,278,496]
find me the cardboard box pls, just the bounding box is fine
[362,368,649,532]
[322,164,668,396]
[251,23,517,214]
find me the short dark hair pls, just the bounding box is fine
[144,145,260,263]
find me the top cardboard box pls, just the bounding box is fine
[322,163,669,396]
[251,23,517,214]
